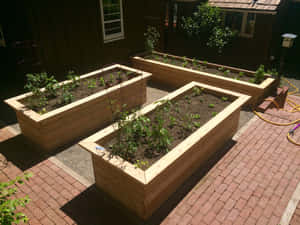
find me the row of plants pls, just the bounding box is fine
[146,53,278,85]
[22,70,137,114]
[105,87,231,170]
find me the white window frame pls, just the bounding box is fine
[99,0,125,43]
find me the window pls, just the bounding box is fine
[225,12,256,38]
[100,0,124,43]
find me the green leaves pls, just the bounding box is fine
[144,26,160,52]
[181,3,236,53]
[0,173,32,225]
[254,65,266,84]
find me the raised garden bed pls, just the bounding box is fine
[5,64,151,151]
[132,51,278,106]
[79,81,250,219]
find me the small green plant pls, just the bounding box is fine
[193,122,201,128]
[67,71,80,89]
[99,77,105,86]
[192,87,204,96]
[116,71,123,81]
[110,74,115,84]
[87,79,97,89]
[144,26,160,52]
[254,65,266,84]
[218,67,224,72]
[203,61,208,66]
[211,112,217,116]
[221,96,228,102]
[239,72,244,77]
[168,116,177,128]
[192,58,197,67]
[191,114,201,119]
[267,68,279,78]
[224,70,230,76]
[208,103,215,108]
[0,172,33,225]
[134,160,149,169]
[182,61,188,68]
[60,85,73,105]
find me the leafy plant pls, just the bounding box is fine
[239,72,244,77]
[221,96,228,102]
[60,85,73,105]
[25,72,58,97]
[144,26,160,52]
[99,77,105,86]
[0,172,32,225]
[218,67,224,72]
[87,79,97,89]
[208,103,215,108]
[181,3,236,53]
[224,70,230,76]
[67,71,80,89]
[192,87,204,96]
[254,65,266,84]
[212,112,217,117]
[267,68,279,78]
[134,160,149,169]
[192,58,197,67]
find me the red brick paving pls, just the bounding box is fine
[1,96,300,225]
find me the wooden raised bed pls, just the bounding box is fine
[79,82,250,219]
[132,51,278,106]
[5,64,151,152]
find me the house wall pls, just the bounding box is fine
[26,0,146,80]
[164,2,277,70]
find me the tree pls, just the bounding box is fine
[181,3,236,53]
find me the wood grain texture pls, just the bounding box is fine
[5,65,151,152]
[132,53,277,106]
[79,81,250,219]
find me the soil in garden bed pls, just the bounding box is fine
[21,68,140,113]
[101,87,233,170]
[145,53,265,84]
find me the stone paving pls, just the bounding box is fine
[0,97,300,225]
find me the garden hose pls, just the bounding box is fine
[253,77,300,146]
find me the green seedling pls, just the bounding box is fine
[87,79,97,89]
[211,112,217,117]
[224,70,230,76]
[239,72,244,77]
[99,77,105,86]
[193,122,201,128]
[221,96,228,102]
[208,103,215,108]
[134,160,149,169]
[218,67,224,72]
[191,114,201,119]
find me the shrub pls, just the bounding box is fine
[0,173,33,225]
[181,3,236,53]
[144,26,160,52]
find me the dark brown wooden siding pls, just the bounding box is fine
[27,0,146,80]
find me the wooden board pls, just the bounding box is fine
[79,81,250,219]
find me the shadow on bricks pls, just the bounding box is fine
[61,139,236,225]
[0,134,48,171]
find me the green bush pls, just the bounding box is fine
[0,173,33,225]
[181,3,236,53]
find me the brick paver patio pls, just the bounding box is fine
[0,96,299,225]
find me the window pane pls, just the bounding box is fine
[103,0,120,16]
[225,12,243,32]
[104,12,120,21]
[245,13,255,35]
[104,21,121,35]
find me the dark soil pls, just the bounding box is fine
[102,87,233,170]
[145,53,263,84]
[21,68,139,113]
